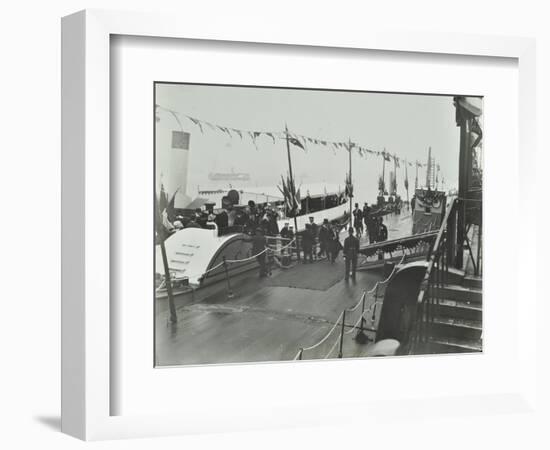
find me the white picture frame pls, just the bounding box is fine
[61,9,537,441]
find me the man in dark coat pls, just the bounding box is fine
[214,209,229,235]
[327,224,341,263]
[268,211,279,236]
[363,203,375,243]
[318,219,330,259]
[353,203,364,238]
[343,227,360,280]
[280,222,291,239]
[308,216,319,259]
[377,217,388,242]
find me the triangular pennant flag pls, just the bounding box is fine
[189,117,203,133]
[266,132,276,144]
[289,136,305,150]
[251,132,260,151]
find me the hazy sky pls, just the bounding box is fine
[155,83,481,204]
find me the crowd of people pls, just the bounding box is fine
[168,200,282,237]
[352,202,388,244]
[163,198,391,281]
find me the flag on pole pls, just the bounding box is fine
[345,172,353,198]
[278,174,301,216]
[288,136,305,150]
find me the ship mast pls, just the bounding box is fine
[285,124,300,259]
[393,153,398,195]
[348,138,353,219]
[404,159,410,207]
[382,147,386,194]
[426,146,432,189]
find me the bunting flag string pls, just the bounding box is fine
[156,104,437,173]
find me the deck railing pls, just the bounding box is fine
[294,254,406,361]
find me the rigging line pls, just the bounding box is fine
[156,104,402,161]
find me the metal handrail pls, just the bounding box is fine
[416,197,458,306]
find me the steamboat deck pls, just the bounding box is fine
[155,211,415,366]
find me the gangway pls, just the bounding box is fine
[358,230,438,260]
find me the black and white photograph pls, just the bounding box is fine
[154,83,483,366]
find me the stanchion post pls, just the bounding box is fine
[360,293,366,333]
[355,293,369,345]
[338,310,346,358]
[223,256,234,299]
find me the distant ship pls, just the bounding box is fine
[208,168,250,181]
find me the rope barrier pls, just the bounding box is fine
[301,311,344,352]
[346,291,366,313]
[344,301,383,335]
[323,338,340,359]
[295,252,406,360]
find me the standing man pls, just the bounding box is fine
[280,222,291,239]
[308,216,319,259]
[268,209,280,236]
[353,203,364,238]
[318,218,330,259]
[378,217,388,242]
[301,223,314,264]
[363,202,374,243]
[279,221,291,262]
[252,227,268,277]
[328,224,342,263]
[287,225,296,259]
[343,227,360,280]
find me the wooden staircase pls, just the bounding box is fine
[425,273,482,354]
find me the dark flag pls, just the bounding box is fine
[289,136,305,150]
[171,131,190,150]
[345,172,353,198]
[167,189,178,221]
[188,117,203,133]
[159,184,168,213]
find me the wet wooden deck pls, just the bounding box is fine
[155,210,413,367]
[155,257,385,366]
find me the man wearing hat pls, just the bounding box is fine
[301,223,314,264]
[308,216,319,259]
[343,227,360,280]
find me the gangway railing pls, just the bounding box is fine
[409,196,481,352]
